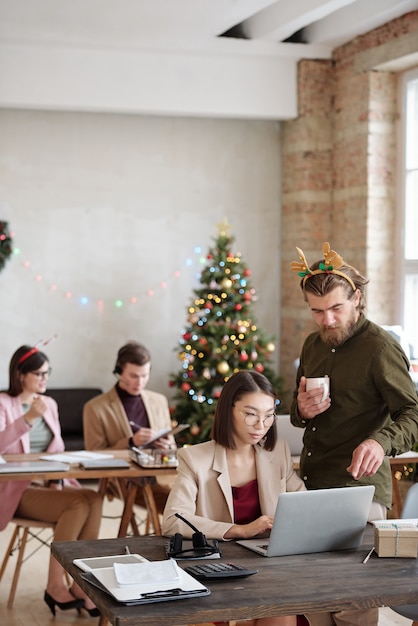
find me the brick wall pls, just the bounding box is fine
[280,11,418,405]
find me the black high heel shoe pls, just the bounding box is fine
[82,605,101,617]
[44,590,84,616]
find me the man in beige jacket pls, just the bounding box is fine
[83,341,174,522]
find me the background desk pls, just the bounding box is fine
[0,451,177,536]
[52,527,418,626]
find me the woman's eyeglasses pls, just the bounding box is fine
[233,405,277,428]
[30,368,52,379]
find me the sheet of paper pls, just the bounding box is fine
[114,558,179,586]
[40,451,114,463]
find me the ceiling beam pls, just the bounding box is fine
[0,39,331,120]
[240,0,357,41]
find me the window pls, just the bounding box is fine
[399,68,418,360]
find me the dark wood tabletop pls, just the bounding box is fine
[52,526,418,626]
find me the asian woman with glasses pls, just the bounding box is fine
[162,370,306,626]
[0,345,102,617]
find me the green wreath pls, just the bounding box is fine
[0,221,13,273]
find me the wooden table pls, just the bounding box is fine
[52,526,418,626]
[0,451,177,536]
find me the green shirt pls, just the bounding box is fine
[290,315,418,509]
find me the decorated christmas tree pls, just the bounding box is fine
[169,219,282,445]
[0,221,13,273]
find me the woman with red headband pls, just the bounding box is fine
[0,345,103,617]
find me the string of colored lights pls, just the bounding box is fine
[11,238,206,310]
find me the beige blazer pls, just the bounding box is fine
[83,386,171,450]
[162,439,305,540]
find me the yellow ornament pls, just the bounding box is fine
[221,278,232,289]
[217,361,230,375]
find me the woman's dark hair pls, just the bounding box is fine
[211,370,278,451]
[7,345,49,396]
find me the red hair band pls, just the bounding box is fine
[18,347,39,365]
[17,334,58,366]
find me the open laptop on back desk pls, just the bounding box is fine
[237,485,375,557]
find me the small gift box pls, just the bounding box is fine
[373,520,418,558]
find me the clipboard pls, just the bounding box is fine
[80,559,210,605]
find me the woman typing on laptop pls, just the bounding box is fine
[0,344,102,617]
[162,370,306,626]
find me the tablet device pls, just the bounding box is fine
[73,553,148,573]
[139,424,190,448]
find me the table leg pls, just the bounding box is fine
[118,481,139,538]
[142,480,162,536]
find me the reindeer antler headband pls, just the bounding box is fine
[18,334,58,365]
[290,242,356,291]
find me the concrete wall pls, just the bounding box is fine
[0,111,281,395]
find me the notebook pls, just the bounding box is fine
[79,458,131,470]
[276,414,304,456]
[0,461,70,474]
[237,485,375,557]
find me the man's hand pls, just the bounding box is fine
[297,376,331,420]
[347,439,385,479]
[153,435,174,450]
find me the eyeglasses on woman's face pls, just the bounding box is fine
[233,404,277,428]
[30,367,52,380]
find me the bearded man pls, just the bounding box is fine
[290,243,418,626]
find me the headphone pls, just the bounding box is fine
[113,363,122,375]
[166,513,221,559]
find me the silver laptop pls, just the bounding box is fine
[276,414,304,456]
[0,461,70,474]
[237,485,375,557]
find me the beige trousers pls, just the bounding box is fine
[304,501,387,626]
[15,485,103,541]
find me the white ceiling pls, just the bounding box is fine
[1,0,417,119]
[2,0,417,51]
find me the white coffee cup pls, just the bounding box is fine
[306,376,330,402]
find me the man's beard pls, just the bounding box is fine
[319,316,358,347]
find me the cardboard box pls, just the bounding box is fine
[374,521,418,557]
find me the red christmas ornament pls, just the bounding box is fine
[255,363,264,373]
[234,303,242,311]
[183,332,192,341]
[214,389,221,399]
[243,292,252,301]
[239,351,249,362]
[244,268,251,277]
[181,382,191,392]
[168,380,175,387]
[199,337,207,346]
[207,254,212,259]
[205,301,213,309]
